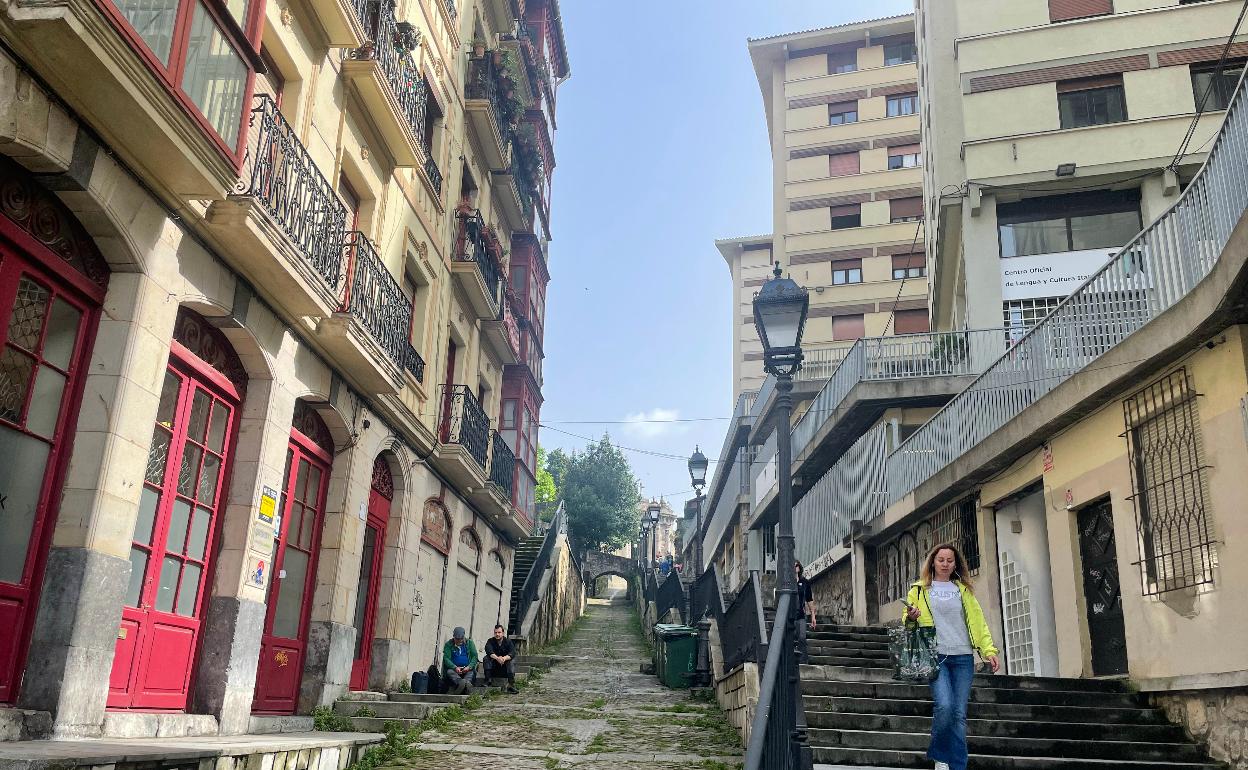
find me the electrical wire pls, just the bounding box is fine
[1169,0,1248,170]
[880,217,926,336]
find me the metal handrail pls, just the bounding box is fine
[655,570,686,623]
[887,69,1248,506]
[720,571,768,672]
[744,592,811,770]
[510,500,564,634]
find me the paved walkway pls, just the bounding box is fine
[385,595,743,769]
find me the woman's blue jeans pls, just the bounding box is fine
[928,654,975,770]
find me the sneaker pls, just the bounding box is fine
[935,763,950,770]
[506,686,519,694]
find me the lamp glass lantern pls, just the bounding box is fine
[688,446,709,492]
[752,262,810,376]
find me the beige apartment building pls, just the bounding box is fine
[0,0,567,742]
[919,0,1248,335]
[719,15,930,399]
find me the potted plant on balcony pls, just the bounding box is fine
[394,21,420,54]
[471,36,487,57]
[930,331,968,371]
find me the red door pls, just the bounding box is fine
[108,343,239,709]
[0,241,101,704]
[253,409,332,713]
[349,457,393,691]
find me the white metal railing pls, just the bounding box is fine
[886,71,1248,505]
[796,343,854,382]
[791,329,1003,458]
[702,449,747,570]
[794,423,888,568]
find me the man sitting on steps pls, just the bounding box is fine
[484,624,520,694]
[442,627,479,695]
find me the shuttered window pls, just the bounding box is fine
[890,197,923,223]
[887,143,921,170]
[829,102,858,125]
[831,259,863,285]
[892,253,925,279]
[1049,0,1113,22]
[832,314,865,341]
[893,309,930,334]
[829,152,860,177]
[830,204,861,230]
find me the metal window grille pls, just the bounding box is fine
[1124,368,1218,596]
[875,496,980,604]
[1003,297,1063,345]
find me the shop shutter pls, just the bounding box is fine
[829,151,860,177]
[1048,0,1113,23]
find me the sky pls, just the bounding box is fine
[538,1,914,513]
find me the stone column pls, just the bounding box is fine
[850,540,869,627]
[962,193,1004,332]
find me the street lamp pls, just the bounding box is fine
[647,500,661,565]
[687,446,708,576]
[746,261,810,770]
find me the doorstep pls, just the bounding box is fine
[0,708,52,741]
[0,731,383,770]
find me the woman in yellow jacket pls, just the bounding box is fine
[903,543,1000,770]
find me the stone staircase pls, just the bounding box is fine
[507,533,545,633]
[795,624,1225,769]
[332,655,553,732]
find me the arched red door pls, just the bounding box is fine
[349,456,392,691]
[108,309,245,710]
[253,402,333,713]
[0,183,108,704]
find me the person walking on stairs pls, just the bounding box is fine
[795,561,815,663]
[903,543,1000,770]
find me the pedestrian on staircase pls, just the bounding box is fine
[794,561,815,663]
[903,543,1000,770]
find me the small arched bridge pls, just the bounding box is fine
[582,550,638,597]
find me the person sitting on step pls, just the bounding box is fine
[484,624,520,693]
[442,626,479,695]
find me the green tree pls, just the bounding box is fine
[545,447,570,492]
[562,436,641,552]
[535,447,558,507]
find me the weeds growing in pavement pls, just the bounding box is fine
[588,696,607,709]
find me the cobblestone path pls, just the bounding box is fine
[385,596,743,769]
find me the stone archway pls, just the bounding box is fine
[581,551,639,599]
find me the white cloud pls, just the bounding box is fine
[622,408,687,439]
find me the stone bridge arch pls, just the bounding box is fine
[582,551,638,598]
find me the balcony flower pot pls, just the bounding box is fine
[493,50,504,66]
[472,38,486,57]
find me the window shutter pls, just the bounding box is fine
[829,203,861,217]
[832,314,866,341]
[893,309,930,334]
[1049,0,1113,23]
[890,197,923,220]
[828,152,860,177]
[829,100,857,114]
[1056,74,1123,93]
[831,258,863,271]
[891,253,923,271]
[888,143,921,158]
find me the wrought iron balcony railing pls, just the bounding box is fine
[404,343,425,383]
[423,153,444,200]
[353,0,428,146]
[489,431,516,498]
[455,211,504,305]
[240,94,347,290]
[342,231,416,371]
[466,53,508,136]
[444,0,456,19]
[441,384,490,469]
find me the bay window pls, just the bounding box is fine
[997,189,1141,258]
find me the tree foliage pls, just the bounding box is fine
[535,447,558,507]
[561,436,641,552]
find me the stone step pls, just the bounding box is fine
[808,640,891,653]
[386,693,469,704]
[807,655,891,669]
[810,745,1221,769]
[809,727,1208,762]
[805,711,1189,743]
[801,695,1167,725]
[801,680,1142,707]
[346,716,428,732]
[0,707,52,741]
[802,664,894,683]
[333,700,440,720]
[807,631,893,644]
[337,690,387,702]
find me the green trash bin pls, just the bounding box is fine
[653,624,698,689]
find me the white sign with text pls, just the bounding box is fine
[1000,248,1119,301]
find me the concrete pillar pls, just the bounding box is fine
[851,540,869,627]
[18,273,177,737]
[962,193,1004,332]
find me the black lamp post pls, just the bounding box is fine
[647,500,661,565]
[688,446,713,689]
[746,261,811,770]
[688,446,709,576]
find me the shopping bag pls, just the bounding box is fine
[890,623,940,683]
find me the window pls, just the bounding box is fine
[1057,76,1126,129]
[1048,0,1113,22]
[890,197,923,223]
[886,93,918,117]
[997,189,1141,258]
[887,143,921,170]
[829,204,861,230]
[892,253,925,280]
[1191,60,1246,112]
[884,41,917,66]
[831,259,863,285]
[828,102,858,125]
[500,400,517,430]
[832,314,865,341]
[1123,368,1216,595]
[339,175,362,231]
[893,308,929,334]
[106,0,258,149]
[1003,297,1062,344]
[257,46,284,106]
[828,50,856,74]
[422,80,443,157]
[828,152,860,177]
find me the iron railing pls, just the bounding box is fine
[342,231,414,370]
[455,211,504,308]
[440,384,490,469]
[791,329,1002,460]
[489,430,516,498]
[509,500,563,634]
[744,592,811,770]
[887,71,1248,506]
[444,0,456,19]
[795,344,852,382]
[354,0,428,143]
[466,54,508,135]
[721,571,768,673]
[423,144,444,200]
[240,94,347,290]
[689,564,728,627]
[794,422,888,569]
[404,343,426,382]
[655,571,686,623]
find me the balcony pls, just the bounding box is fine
[316,231,416,393]
[465,54,515,170]
[308,0,369,46]
[786,220,921,255]
[341,1,428,167]
[482,290,521,364]
[451,211,504,319]
[437,384,491,489]
[207,95,347,318]
[472,430,526,536]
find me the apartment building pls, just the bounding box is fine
[0,0,567,740]
[919,0,1248,335]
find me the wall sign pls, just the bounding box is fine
[1000,248,1118,301]
[258,486,278,524]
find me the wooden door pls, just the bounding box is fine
[0,245,99,704]
[1078,499,1128,676]
[253,413,331,713]
[109,349,239,709]
[350,457,393,691]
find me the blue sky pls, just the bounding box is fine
[539,1,914,512]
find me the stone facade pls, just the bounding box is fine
[810,559,854,626]
[708,616,759,744]
[1155,688,1248,769]
[523,534,587,650]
